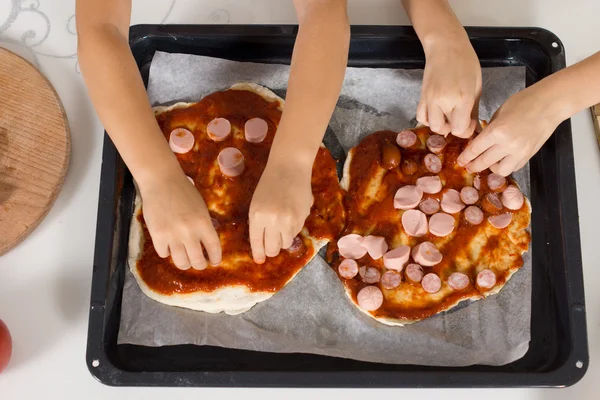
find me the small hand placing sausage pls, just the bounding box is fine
[416,34,482,138]
[249,157,313,264]
[457,84,560,176]
[140,172,222,270]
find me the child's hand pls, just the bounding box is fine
[457,84,560,176]
[139,173,222,270]
[418,39,482,138]
[249,158,313,263]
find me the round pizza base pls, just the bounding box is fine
[339,131,531,326]
[128,83,328,315]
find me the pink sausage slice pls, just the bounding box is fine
[217,147,245,177]
[416,176,443,194]
[357,286,384,311]
[460,186,479,205]
[186,175,195,185]
[337,234,367,259]
[383,245,411,271]
[476,269,497,289]
[362,267,381,284]
[285,236,306,258]
[473,175,481,190]
[419,198,440,215]
[487,173,507,192]
[426,134,446,153]
[429,212,455,237]
[405,263,424,283]
[448,272,470,290]
[411,241,443,266]
[488,213,512,229]
[381,271,402,289]
[362,235,388,260]
[207,118,231,142]
[169,128,195,154]
[422,273,442,294]
[402,209,428,237]
[424,153,442,173]
[501,185,524,210]
[464,205,484,225]
[244,118,269,143]
[441,189,466,214]
[338,259,359,279]
[394,185,424,210]
[396,130,417,148]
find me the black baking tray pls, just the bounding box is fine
[86,25,588,387]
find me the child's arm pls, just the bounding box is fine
[77,0,221,269]
[458,52,600,176]
[249,0,350,263]
[402,0,481,137]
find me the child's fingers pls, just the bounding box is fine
[490,155,518,177]
[457,128,494,166]
[264,225,282,258]
[416,101,428,126]
[450,99,474,137]
[515,158,529,172]
[200,222,222,266]
[249,218,266,264]
[152,235,170,258]
[465,145,505,173]
[184,240,207,270]
[281,229,296,251]
[169,242,191,270]
[428,105,446,133]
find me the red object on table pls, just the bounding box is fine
[0,319,12,373]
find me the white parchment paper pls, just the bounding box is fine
[118,52,531,366]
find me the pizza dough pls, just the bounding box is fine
[128,83,345,315]
[333,127,531,326]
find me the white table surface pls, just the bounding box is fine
[0,0,598,398]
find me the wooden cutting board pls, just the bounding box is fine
[0,48,70,256]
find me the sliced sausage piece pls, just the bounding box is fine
[441,189,466,214]
[487,173,507,192]
[217,147,245,177]
[448,272,470,290]
[383,245,411,271]
[338,259,359,279]
[210,217,220,229]
[396,130,417,148]
[416,176,443,194]
[362,267,381,284]
[464,205,484,225]
[402,210,428,237]
[169,128,195,154]
[394,185,424,210]
[419,198,440,215]
[426,134,447,154]
[286,236,306,258]
[481,192,503,214]
[381,143,401,170]
[401,159,418,175]
[405,263,424,283]
[422,273,442,294]
[429,212,455,237]
[186,175,195,185]
[381,271,402,289]
[476,269,497,289]
[488,213,512,229]
[357,286,384,311]
[460,186,479,205]
[362,235,389,260]
[337,234,367,260]
[424,153,442,173]
[207,118,231,142]
[473,174,481,190]
[411,241,443,266]
[501,184,525,210]
[244,118,269,143]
